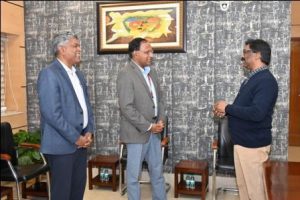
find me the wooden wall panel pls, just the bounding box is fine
[1,1,27,132]
[292,1,300,38]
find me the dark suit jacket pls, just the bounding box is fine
[37,59,94,154]
[117,60,165,144]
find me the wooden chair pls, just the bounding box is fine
[0,186,13,200]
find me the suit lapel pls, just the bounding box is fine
[130,62,153,99]
[149,70,160,114]
[75,70,84,88]
[54,60,82,108]
[54,60,73,90]
[76,70,88,98]
[149,70,158,94]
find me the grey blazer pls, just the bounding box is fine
[117,60,165,144]
[37,59,94,154]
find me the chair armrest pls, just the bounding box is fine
[212,139,218,150]
[19,142,41,150]
[212,139,218,170]
[0,153,12,161]
[119,142,125,160]
[161,137,168,147]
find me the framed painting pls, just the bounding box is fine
[97,1,186,54]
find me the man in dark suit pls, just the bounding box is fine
[117,38,167,200]
[37,32,94,200]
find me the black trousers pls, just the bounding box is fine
[45,148,87,200]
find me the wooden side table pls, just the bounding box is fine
[88,154,119,191]
[0,186,13,200]
[21,176,48,198]
[174,160,208,200]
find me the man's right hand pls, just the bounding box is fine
[150,120,165,134]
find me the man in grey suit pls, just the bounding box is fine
[117,38,167,200]
[37,32,94,200]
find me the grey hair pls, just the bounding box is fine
[52,31,78,57]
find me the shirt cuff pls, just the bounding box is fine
[225,104,230,115]
[147,123,153,132]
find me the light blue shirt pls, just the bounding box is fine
[139,66,158,117]
[131,59,158,116]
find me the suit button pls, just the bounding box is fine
[153,106,155,108]
[80,123,83,126]
[80,111,83,114]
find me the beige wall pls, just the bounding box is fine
[1,1,27,132]
[292,1,300,38]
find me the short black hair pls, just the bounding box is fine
[245,39,271,66]
[128,37,148,58]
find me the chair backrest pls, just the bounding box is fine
[0,122,18,169]
[216,117,235,174]
[162,116,169,164]
[162,116,168,138]
[217,117,234,159]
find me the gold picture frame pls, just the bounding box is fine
[97,1,186,54]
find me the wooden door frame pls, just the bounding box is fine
[289,38,300,146]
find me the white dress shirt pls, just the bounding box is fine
[58,59,88,129]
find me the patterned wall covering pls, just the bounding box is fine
[24,1,291,173]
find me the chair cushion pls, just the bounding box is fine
[0,163,49,182]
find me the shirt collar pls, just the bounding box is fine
[57,58,76,74]
[143,66,151,76]
[131,59,151,76]
[247,65,268,79]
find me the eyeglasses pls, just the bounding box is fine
[243,49,256,54]
[241,49,258,61]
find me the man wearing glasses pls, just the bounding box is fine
[213,39,278,200]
